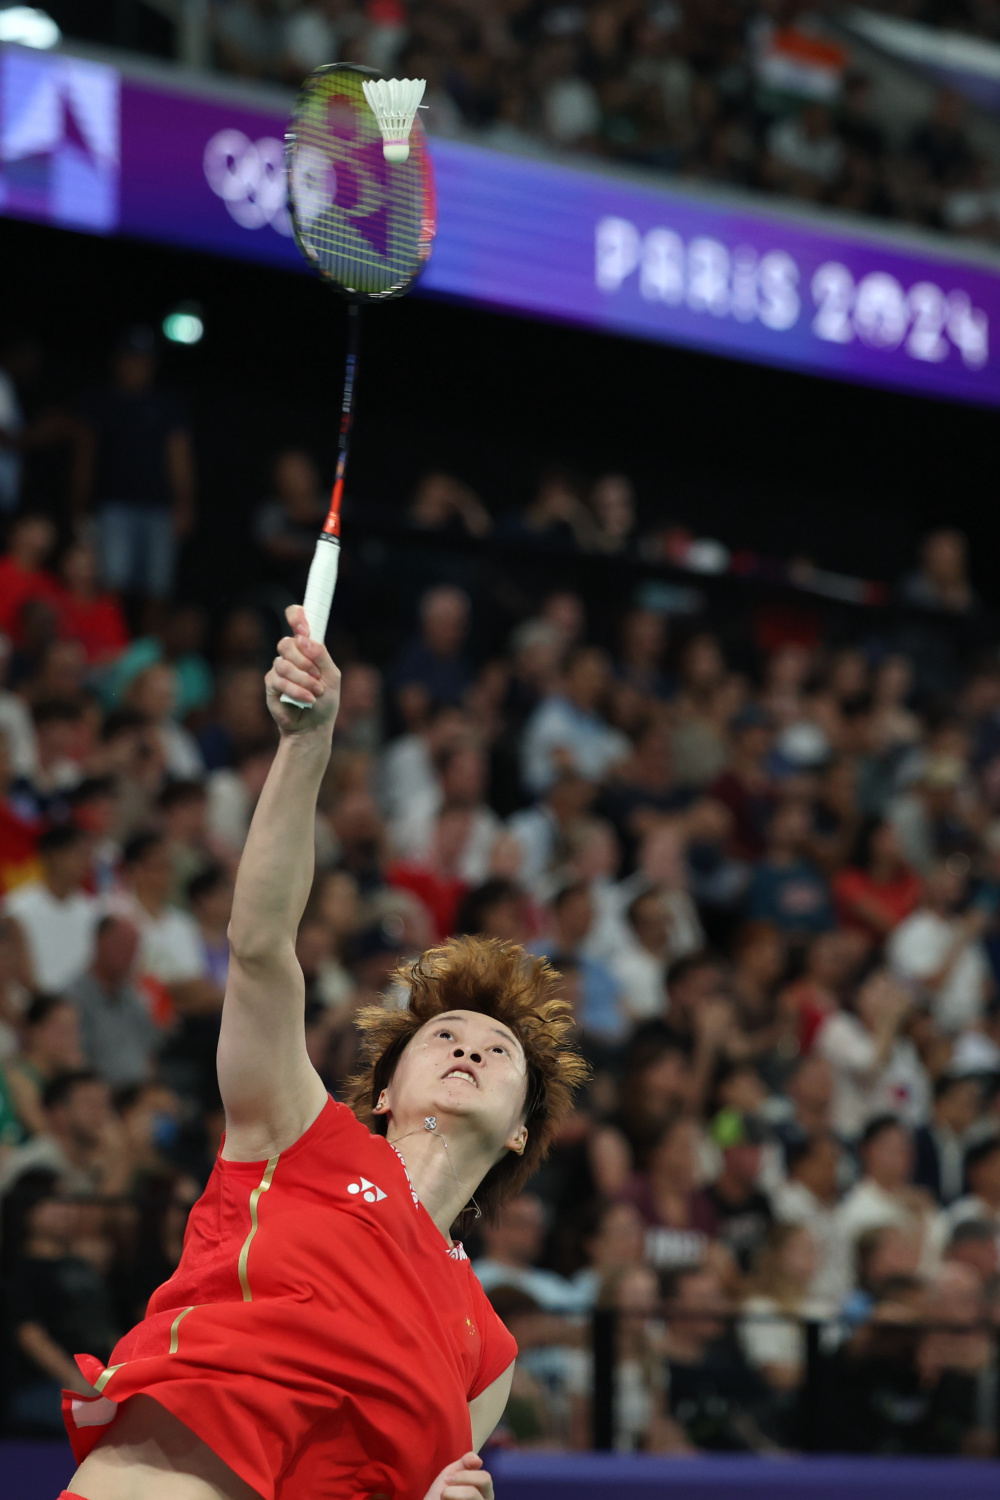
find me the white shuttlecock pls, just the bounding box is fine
[362,77,426,164]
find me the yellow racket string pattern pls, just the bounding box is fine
[286,65,434,300]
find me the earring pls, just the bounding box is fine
[375,1093,388,1114]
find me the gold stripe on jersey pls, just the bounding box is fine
[238,1154,280,1302]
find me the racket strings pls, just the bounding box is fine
[287,68,433,300]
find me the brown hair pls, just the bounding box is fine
[345,935,589,1225]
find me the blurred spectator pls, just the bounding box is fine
[609,887,670,1022]
[0,515,60,642]
[708,705,776,862]
[772,1132,852,1303]
[473,1192,582,1312]
[389,744,501,884]
[587,473,637,556]
[833,817,922,945]
[0,639,39,783]
[56,541,129,666]
[508,771,595,896]
[5,1187,118,1431]
[187,865,234,991]
[2,826,99,992]
[0,1070,131,1200]
[64,916,156,1089]
[739,1222,829,1393]
[109,833,223,1018]
[76,326,195,606]
[913,1074,984,1206]
[705,1110,774,1274]
[766,104,846,198]
[197,665,273,771]
[125,664,204,781]
[391,585,474,709]
[522,648,629,795]
[661,1263,774,1452]
[535,882,626,1044]
[206,742,276,859]
[888,862,990,1035]
[254,448,326,595]
[619,1114,716,1272]
[409,471,492,539]
[836,1115,935,1262]
[571,1264,690,1453]
[816,970,926,1137]
[900,529,978,615]
[907,91,976,200]
[4,995,84,1139]
[939,1135,1000,1240]
[746,799,835,935]
[106,605,213,720]
[498,472,597,552]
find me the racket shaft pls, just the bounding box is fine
[279,536,341,707]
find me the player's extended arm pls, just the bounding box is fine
[468,1362,515,1451]
[217,606,340,1160]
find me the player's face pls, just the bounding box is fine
[389,1010,529,1155]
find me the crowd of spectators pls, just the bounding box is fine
[191,0,1000,241]
[4,363,1000,1455]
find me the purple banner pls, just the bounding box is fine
[2,43,999,404]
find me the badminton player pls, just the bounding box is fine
[59,605,587,1500]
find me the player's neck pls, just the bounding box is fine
[389,1124,492,1244]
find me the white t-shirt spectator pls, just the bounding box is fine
[739,1293,831,1372]
[521,696,629,796]
[105,892,206,986]
[472,1256,586,1315]
[767,115,844,182]
[2,881,99,991]
[887,910,989,1034]
[390,797,502,885]
[543,76,600,144]
[815,1009,930,1139]
[377,734,435,825]
[771,1178,853,1305]
[207,767,254,858]
[836,1177,919,1252]
[0,692,38,779]
[608,941,666,1021]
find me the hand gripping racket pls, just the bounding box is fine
[280,62,436,706]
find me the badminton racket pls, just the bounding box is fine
[280,62,436,706]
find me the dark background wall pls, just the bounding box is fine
[4,214,997,609]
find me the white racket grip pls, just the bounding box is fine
[279,535,341,708]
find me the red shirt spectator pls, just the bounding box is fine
[385,806,473,940]
[57,541,129,664]
[833,818,922,943]
[708,705,776,860]
[0,515,62,643]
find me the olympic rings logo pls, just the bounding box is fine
[203,129,293,236]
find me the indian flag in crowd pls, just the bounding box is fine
[755,25,848,101]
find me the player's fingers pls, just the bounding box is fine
[442,1469,492,1500]
[277,636,323,680]
[267,659,320,701]
[442,1483,492,1500]
[296,631,341,686]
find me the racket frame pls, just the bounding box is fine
[279,61,435,706]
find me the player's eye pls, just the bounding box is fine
[437,1029,453,1040]
[492,1044,509,1055]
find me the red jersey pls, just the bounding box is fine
[63,1097,517,1499]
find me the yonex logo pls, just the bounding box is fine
[347,1176,387,1203]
